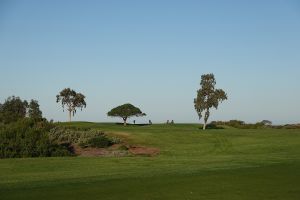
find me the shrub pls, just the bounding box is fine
[211,120,269,129]
[118,145,129,151]
[49,127,105,144]
[0,118,73,158]
[49,126,120,149]
[49,144,73,157]
[202,123,224,129]
[110,136,122,144]
[88,136,112,148]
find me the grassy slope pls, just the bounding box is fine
[0,123,300,199]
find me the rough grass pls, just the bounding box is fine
[0,122,300,199]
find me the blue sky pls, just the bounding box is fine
[0,0,299,124]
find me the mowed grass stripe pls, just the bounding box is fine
[1,162,300,200]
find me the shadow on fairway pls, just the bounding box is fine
[198,124,224,130]
[115,123,151,127]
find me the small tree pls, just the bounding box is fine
[261,120,272,126]
[194,74,227,130]
[107,103,146,126]
[56,88,86,122]
[28,100,42,120]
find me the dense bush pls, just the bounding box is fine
[88,136,113,148]
[0,96,121,159]
[0,120,121,158]
[118,145,129,151]
[49,126,120,148]
[0,119,72,158]
[211,120,300,129]
[109,136,122,144]
[199,123,224,129]
[273,124,300,129]
[211,120,269,129]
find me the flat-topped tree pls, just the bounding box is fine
[107,103,146,126]
[261,120,272,126]
[194,74,227,130]
[56,88,86,122]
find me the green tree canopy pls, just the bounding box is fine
[107,103,146,126]
[0,97,43,124]
[261,120,272,126]
[0,96,28,124]
[56,88,86,122]
[28,100,42,120]
[194,74,227,130]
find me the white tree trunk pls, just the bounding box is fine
[69,111,72,122]
[203,121,206,130]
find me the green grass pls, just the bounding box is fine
[1,122,300,199]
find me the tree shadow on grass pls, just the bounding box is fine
[115,123,151,127]
[198,124,224,130]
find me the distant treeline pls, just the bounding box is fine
[211,120,300,129]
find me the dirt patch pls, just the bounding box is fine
[73,144,160,157]
[129,146,160,157]
[73,145,129,157]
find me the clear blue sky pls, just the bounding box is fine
[0,0,299,124]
